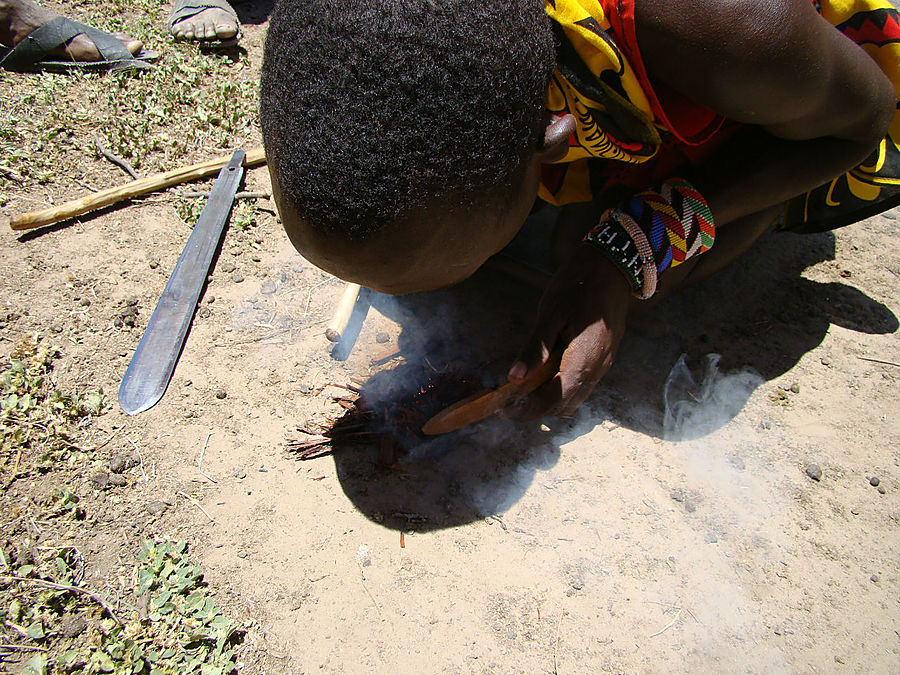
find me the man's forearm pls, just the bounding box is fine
[690,124,884,228]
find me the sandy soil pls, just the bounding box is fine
[1,6,899,674]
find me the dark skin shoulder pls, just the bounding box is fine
[509,0,895,417]
[635,0,895,223]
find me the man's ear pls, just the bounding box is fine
[539,113,576,163]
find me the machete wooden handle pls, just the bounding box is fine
[9,146,267,231]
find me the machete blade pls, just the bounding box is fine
[118,149,245,415]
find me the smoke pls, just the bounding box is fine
[659,353,791,670]
[663,354,763,441]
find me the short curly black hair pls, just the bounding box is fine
[260,0,556,240]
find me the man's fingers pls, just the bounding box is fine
[513,326,613,419]
[508,306,567,384]
[556,336,607,415]
[509,374,564,419]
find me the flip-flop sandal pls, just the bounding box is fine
[168,0,242,49]
[0,16,157,74]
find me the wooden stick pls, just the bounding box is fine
[421,351,562,435]
[9,146,266,231]
[1,575,123,625]
[484,253,551,289]
[325,282,362,342]
[857,355,900,368]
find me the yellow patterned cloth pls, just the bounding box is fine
[541,0,900,232]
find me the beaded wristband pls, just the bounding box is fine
[582,177,713,300]
[583,209,657,299]
[610,209,658,299]
[626,177,715,274]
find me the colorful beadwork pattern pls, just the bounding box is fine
[583,218,645,295]
[626,177,715,273]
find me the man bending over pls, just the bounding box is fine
[260,0,899,418]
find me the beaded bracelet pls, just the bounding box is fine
[582,177,714,300]
[627,177,715,274]
[583,208,657,299]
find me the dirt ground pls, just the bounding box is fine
[1,2,899,673]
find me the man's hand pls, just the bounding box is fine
[507,243,631,418]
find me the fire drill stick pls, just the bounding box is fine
[325,282,362,343]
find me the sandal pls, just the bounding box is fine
[0,16,157,73]
[168,0,241,48]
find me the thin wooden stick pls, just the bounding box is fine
[9,147,266,231]
[325,282,362,342]
[484,253,551,289]
[649,607,683,637]
[197,432,217,483]
[0,643,49,652]
[93,132,140,180]
[176,491,217,524]
[857,355,900,368]
[1,576,123,625]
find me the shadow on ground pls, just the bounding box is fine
[233,0,275,25]
[320,226,897,531]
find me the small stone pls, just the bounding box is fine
[820,357,832,366]
[251,255,261,263]
[50,324,64,333]
[704,532,718,543]
[869,476,880,487]
[232,468,247,480]
[840,269,852,278]
[214,388,227,399]
[149,260,159,269]
[298,383,313,395]
[232,272,244,283]
[125,296,139,307]
[221,261,236,273]
[206,295,215,304]
[122,314,136,328]
[877,486,886,495]
[89,471,109,490]
[108,474,127,487]
[146,500,168,516]
[79,298,90,307]
[789,383,800,394]
[870,574,879,583]
[670,490,684,503]
[375,332,390,344]
[260,280,277,295]
[850,507,860,515]
[59,614,87,638]
[113,317,124,328]
[197,307,211,319]
[108,456,130,474]
[727,456,746,471]
[805,464,822,482]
